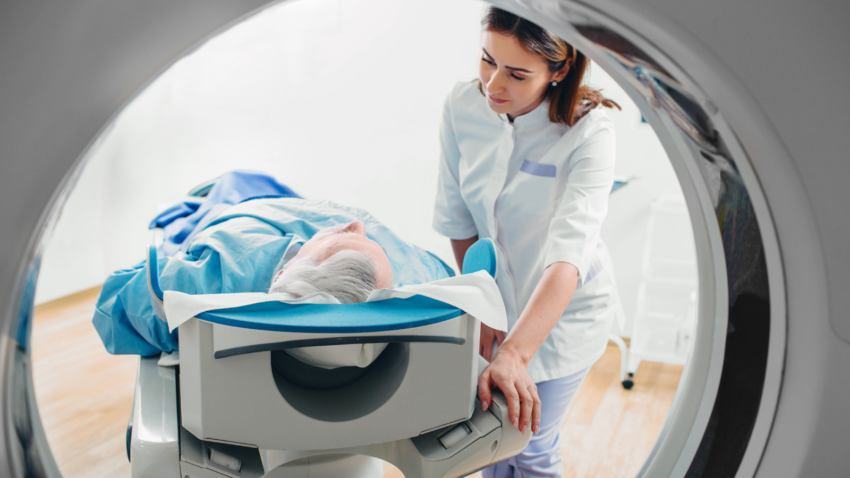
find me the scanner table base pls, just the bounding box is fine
[129,353,530,478]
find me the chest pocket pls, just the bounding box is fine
[504,159,559,215]
[520,159,556,178]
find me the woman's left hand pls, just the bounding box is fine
[478,346,541,435]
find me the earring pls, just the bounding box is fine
[551,81,558,87]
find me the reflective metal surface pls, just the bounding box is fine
[5,182,71,478]
[579,28,772,478]
[2,0,849,477]
[492,1,780,477]
[7,349,61,477]
[0,0,768,475]
[0,2,273,477]
[572,26,721,154]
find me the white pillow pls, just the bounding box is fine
[285,342,388,369]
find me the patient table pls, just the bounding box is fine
[128,239,531,477]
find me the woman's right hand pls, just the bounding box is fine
[478,345,541,435]
[479,323,506,362]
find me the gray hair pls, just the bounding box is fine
[269,250,377,304]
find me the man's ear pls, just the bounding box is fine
[343,220,366,234]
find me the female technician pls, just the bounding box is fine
[433,7,623,477]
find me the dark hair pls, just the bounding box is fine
[479,7,620,126]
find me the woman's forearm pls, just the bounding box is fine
[499,262,579,365]
[450,236,479,271]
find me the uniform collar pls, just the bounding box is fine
[502,99,550,130]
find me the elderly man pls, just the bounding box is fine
[269,220,394,304]
[93,181,454,357]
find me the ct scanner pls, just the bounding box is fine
[1,0,848,476]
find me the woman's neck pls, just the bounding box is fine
[506,95,545,123]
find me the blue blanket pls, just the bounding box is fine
[93,197,454,356]
[150,170,301,257]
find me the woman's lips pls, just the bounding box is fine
[488,95,508,104]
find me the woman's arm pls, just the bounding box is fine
[494,262,578,364]
[478,261,579,436]
[433,93,478,242]
[450,236,479,271]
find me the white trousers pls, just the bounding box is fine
[482,367,589,478]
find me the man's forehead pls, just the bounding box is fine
[312,224,349,238]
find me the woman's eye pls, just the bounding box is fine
[510,73,526,81]
[482,57,495,65]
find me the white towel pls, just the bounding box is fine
[163,271,507,368]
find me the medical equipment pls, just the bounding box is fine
[626,196,698,386]
[2,0,849,477]
[129,238,531,477]
[604,176,639,390]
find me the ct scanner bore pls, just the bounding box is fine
[0,1,848,477]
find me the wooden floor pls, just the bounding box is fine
[32,288,682,478]
[31,287,136,478]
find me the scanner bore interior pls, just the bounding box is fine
[6,1,787,477]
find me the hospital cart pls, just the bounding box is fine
[624,195,698,388]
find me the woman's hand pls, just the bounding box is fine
[478,346,541,435]
[479,323,506,362]
[476,262,578,435]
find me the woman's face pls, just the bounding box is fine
[479,31,567,119]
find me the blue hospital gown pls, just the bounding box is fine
[93,197,454,356]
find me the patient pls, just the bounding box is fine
[93,194,453,356]
[269,221,394,303]
[264,221,397,372]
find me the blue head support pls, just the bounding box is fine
[147,245,164,301]
[462,238,497,279]
[146,245,169,322]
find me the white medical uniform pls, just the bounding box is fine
[433,81,623,384]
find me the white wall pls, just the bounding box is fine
[35,0,689,338]
[583,67,689,336]
[36,0,485,303]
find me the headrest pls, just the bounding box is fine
[462,239,497,278]
[147,245,164,300]
[271,349,373,389]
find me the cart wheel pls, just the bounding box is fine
[622,379,634,390]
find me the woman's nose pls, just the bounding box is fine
[344,220,366,236]
[485,72,505,94]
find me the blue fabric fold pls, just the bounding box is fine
[149,199,203,229]
[150,170,301,257]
